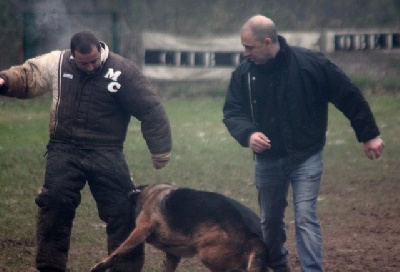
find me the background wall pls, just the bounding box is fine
[1,0,399,82]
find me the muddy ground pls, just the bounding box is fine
[1,177,398,272]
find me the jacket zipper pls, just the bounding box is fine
[248,72,255,125]
[54,51,65,135]
[248,72,257,160]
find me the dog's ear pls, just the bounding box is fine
[128,185,148,206]
[128,189,141,204]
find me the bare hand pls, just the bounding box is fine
[152,159,169,170]
[363,136,385,160]
[0,77,5,87]
[151,152,171,170]
[249,132,271,153]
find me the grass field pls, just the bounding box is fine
[0,93,399,271]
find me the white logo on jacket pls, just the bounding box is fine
[63,73,73,79]
[104,68,122,93]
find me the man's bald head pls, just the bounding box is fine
[241,15,278,43]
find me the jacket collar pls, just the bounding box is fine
[68,41,109,64]
[99,41,109,64]
[277,35,289,50]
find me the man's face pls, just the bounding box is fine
[241,29,272,65]
[73,45,102,74]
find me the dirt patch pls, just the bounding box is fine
[284,177,400,272]
[0,238,35,272]
[1,177,399,271]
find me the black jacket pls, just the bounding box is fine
[223,36,380,162]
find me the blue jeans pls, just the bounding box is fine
[255,150,324,271]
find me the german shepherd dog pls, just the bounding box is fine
[91,183,267,272]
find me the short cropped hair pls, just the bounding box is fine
[70,31,101,55]
[251,24,278,43]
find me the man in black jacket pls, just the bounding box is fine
[223,15,384,271]
[0,31,172,272]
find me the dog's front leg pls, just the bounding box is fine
[91,213,153,272]
[164,252,181,272]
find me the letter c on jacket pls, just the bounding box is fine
[107,82,121,93]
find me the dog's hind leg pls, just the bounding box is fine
[164,252,181,272]
[91,213,153,272]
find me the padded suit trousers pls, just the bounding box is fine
[35,142,144,272]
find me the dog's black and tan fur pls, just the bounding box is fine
[91,183,267,272]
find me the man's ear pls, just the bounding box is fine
[264,37,272,45]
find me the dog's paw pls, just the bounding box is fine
[90,262,109,272]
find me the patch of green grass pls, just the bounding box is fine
[352,76,400,94]
[0,93,399,271]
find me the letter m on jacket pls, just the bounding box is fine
[105,69,122,81]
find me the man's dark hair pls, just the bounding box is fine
[70,31,101,55]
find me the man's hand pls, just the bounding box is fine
[151,152,171,170]
[249,132,271,153]
[0,77,5,87]
[364,136,385,160]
